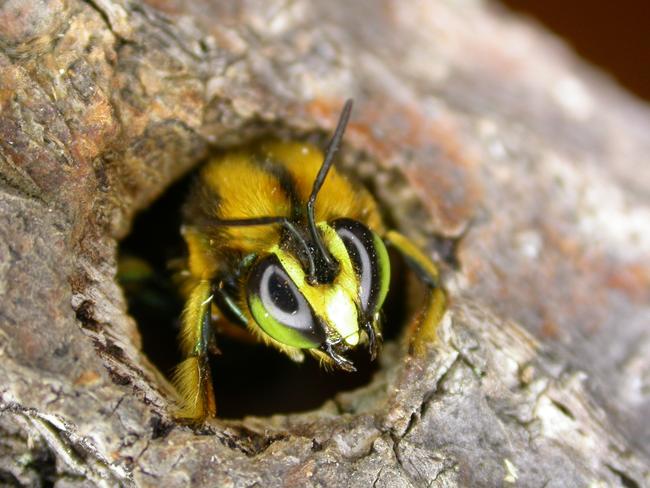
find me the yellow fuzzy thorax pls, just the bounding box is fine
[195,141,384,254]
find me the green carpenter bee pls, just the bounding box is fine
[173,100,446,422]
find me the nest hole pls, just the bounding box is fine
[118,167,412,420]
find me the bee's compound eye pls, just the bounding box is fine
[247,254,325,349]
[332,219,390,317]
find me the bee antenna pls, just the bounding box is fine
[306,99,354,276]
[206,216,316,278]
[282,220,317,278]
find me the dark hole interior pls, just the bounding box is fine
[119,166,409,419]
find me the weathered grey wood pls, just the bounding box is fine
[1,0,649,486]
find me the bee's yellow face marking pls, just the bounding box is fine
[326,288,359,346]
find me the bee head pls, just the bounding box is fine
[245,218,390,370]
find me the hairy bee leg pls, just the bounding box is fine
[384,231,447,355]
[173,279,217,423]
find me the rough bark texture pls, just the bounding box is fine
[1,0,649,486]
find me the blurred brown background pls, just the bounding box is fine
[499,0,650,101]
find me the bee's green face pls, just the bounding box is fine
[246,219,390,365]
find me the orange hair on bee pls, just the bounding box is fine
[172,356,215,422]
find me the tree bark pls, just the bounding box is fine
[1,0,649,486]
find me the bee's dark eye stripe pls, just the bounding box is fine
[253,154,303,217]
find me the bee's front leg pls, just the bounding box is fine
[384,231,447,355]
[173,279,217,423]
[212,278,249,328]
